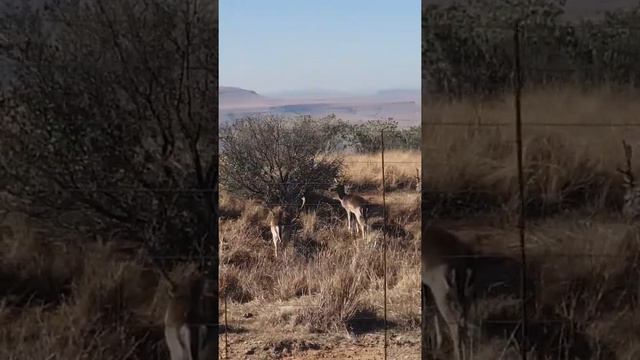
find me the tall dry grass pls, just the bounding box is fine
[219,150,421,351]
[424,86,640,219]
[422,86,640,359]
[0,212,201,359]
[341,150,421,191]
[4,86,640,358]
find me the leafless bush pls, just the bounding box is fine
[220,115,343,205]
[0,0,217,257]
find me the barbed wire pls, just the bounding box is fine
[138,256,217,260]
[1,188,624,202]
[105,322,225,327]
[1,188,625,199]
[386,253,636,259]
[0,61,216,72]
[522,66,640,73]
[422,121,640,127]
[31,192,416,199]
[0,13,217,33]
[423,23,640,31]
[84,316,606,330]
[6,16,640,360]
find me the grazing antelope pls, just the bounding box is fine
[332,178,370,240]
[617,140,640,219]
[422,225,475,360]
[160,267,217,360]
[267,197,306,258]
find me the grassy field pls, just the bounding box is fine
[0,147,421,359]
[3,86,640,359]
[422,86,640,359]
[218,150,421,359]
[0,210,194,359]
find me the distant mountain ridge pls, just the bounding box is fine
[220,86,259,96]
[373,89,420,101]
[219,86,276,109]
[219,85,420,125]
[264,89,357,99]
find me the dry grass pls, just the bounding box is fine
[422,86,640,359]
[4,86,640,359]
[0,211,201,359]
[341,150,421,191]
[424,86,640,220]
[219,150,421,356]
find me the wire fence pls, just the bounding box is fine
[217,131,421,360]
[422,21,640,360]
[4,8,640,359]
[0,133,421,360]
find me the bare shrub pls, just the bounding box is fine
[0,0,217,257]
[220,115,343,204]
[346,119,420,153]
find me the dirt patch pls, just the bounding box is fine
[219,331,420,360]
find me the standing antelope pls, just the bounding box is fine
[267,197,306,258]
[161,268,217,360]
[332,178,369,240]
[422,225,475,360]
[617,140,640,219]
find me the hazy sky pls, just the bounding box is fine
[220,0,420,95]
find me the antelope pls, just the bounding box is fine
[123,228,217,360]
[415,168,421,193]
[161,267,217,360]
[617,140,640,219]
[332,178,369,240]
[266,196,306,258]
[422,225,475,360]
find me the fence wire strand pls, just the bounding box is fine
[423,21,640,360]
[381,130,389,360]
[216,129,413,359]
[5,16,640,360]
[514,22,529,360]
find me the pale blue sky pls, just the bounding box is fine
[219,0,420,95]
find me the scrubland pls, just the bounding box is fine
[218,150,422,359]
[423,86,640,360]
[0,210,197,359]
[3,87,640,359]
